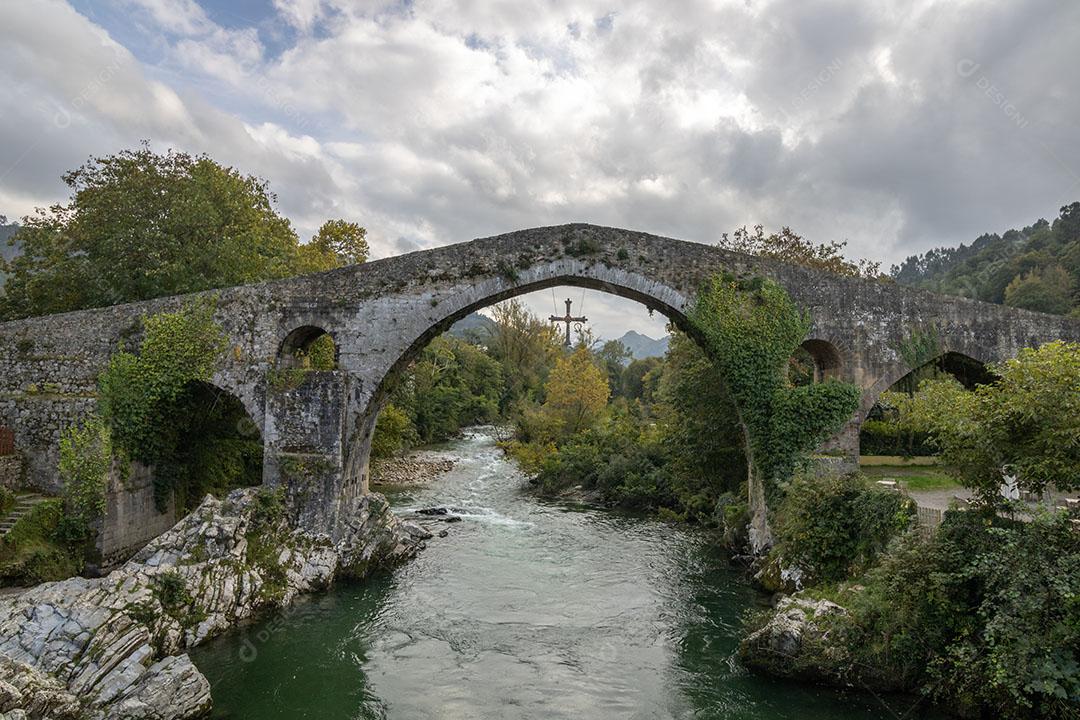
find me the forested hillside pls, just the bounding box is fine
[890,202,1080,316]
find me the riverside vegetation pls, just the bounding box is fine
[743,340,1080,719]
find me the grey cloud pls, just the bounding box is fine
[1,0,1078,331]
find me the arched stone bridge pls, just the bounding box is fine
[1,224,1078,550]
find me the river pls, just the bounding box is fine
[191,428,936,719]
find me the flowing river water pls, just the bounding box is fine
[192,428,933,719]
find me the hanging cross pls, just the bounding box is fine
[550,298,587,347]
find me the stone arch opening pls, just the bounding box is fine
[362,273,699,423]
[339,270,745,513]
[887,350,993,397]
[789,339,843,386]
[160,379,264,513]
[859,350,992,459]
[278,325,338,370]
[802,339,843,380]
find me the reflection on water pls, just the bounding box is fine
[192,429,941,719]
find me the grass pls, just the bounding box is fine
[860,456,961,492]
[860,455,938,466]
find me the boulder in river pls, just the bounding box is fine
[0,488,423,719]
[738,596,853,684]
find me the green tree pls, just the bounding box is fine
[300,219,370,270]
[57,416,111,546]
[894,340,1080,503]
[655,332,746,501]
[387,336,504,445]
[847,511,1080,719]
[1004,264,1074,315]
[0,145,318,319]
[619,356,661,400]
[486,299,563,410]
[596,339,632,391]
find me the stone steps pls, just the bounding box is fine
[0,493,48,537]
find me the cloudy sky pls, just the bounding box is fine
[1,0,1077,339]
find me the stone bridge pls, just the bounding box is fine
[1,224,1078,555]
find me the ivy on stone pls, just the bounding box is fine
[98,297,231,509]
[687,275,861,545]
[57,416,111,545]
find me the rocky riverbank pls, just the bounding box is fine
[370,452,455,486]
[0,488,430,720]
[737,594,908,695]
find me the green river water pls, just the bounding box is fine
[191,428,940,719]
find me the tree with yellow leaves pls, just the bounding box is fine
[542,347,610,436]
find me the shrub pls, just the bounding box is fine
[848,510,1080,718]
[0,500,82,585]
[371,403,416,459]
[57,417,110,547]
[305,333,337,370]
[858,419,936,456]
[770,473,914,583]
[98,298,232,510]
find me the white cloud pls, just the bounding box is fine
[2,0,1079,335]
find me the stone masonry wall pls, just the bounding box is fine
[98,462,177,567]
[0,455,24,491]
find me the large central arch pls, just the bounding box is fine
[309,257,825,547]
[332,259,700,516]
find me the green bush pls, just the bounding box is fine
[848,510,1080,719]
[371,403,416,458]
[0,500,82,585]
[0,486,13,517]
[858,419,936,456]
[98,298,240,511]
[770,473,914,583]
[57,417,110,547]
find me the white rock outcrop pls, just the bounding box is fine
[0,489,422,719]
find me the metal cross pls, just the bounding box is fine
[550,298,587,347]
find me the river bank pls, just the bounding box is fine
[0,489,427,719]
[370,450,456,486]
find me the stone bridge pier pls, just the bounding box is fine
[1,224,1079,556]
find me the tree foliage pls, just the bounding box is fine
[1004,264,1074,315]
[542,347,610,436]
[0,145,362,319]
[98,299,260,510]
[485,299,563,410]
[57,416,111,544]
[848,511,1080,719]
[770,473,914,584]
[891,201,1080,316]
[302,219,370,270]
[378,335,505,450]
[893,340,1080,502]
[718,225,883,279]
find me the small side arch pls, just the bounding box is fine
[799,338,844,382]
[277,325,338,369]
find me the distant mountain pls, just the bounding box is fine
[448,311,497,340]
[617,330,669,359]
